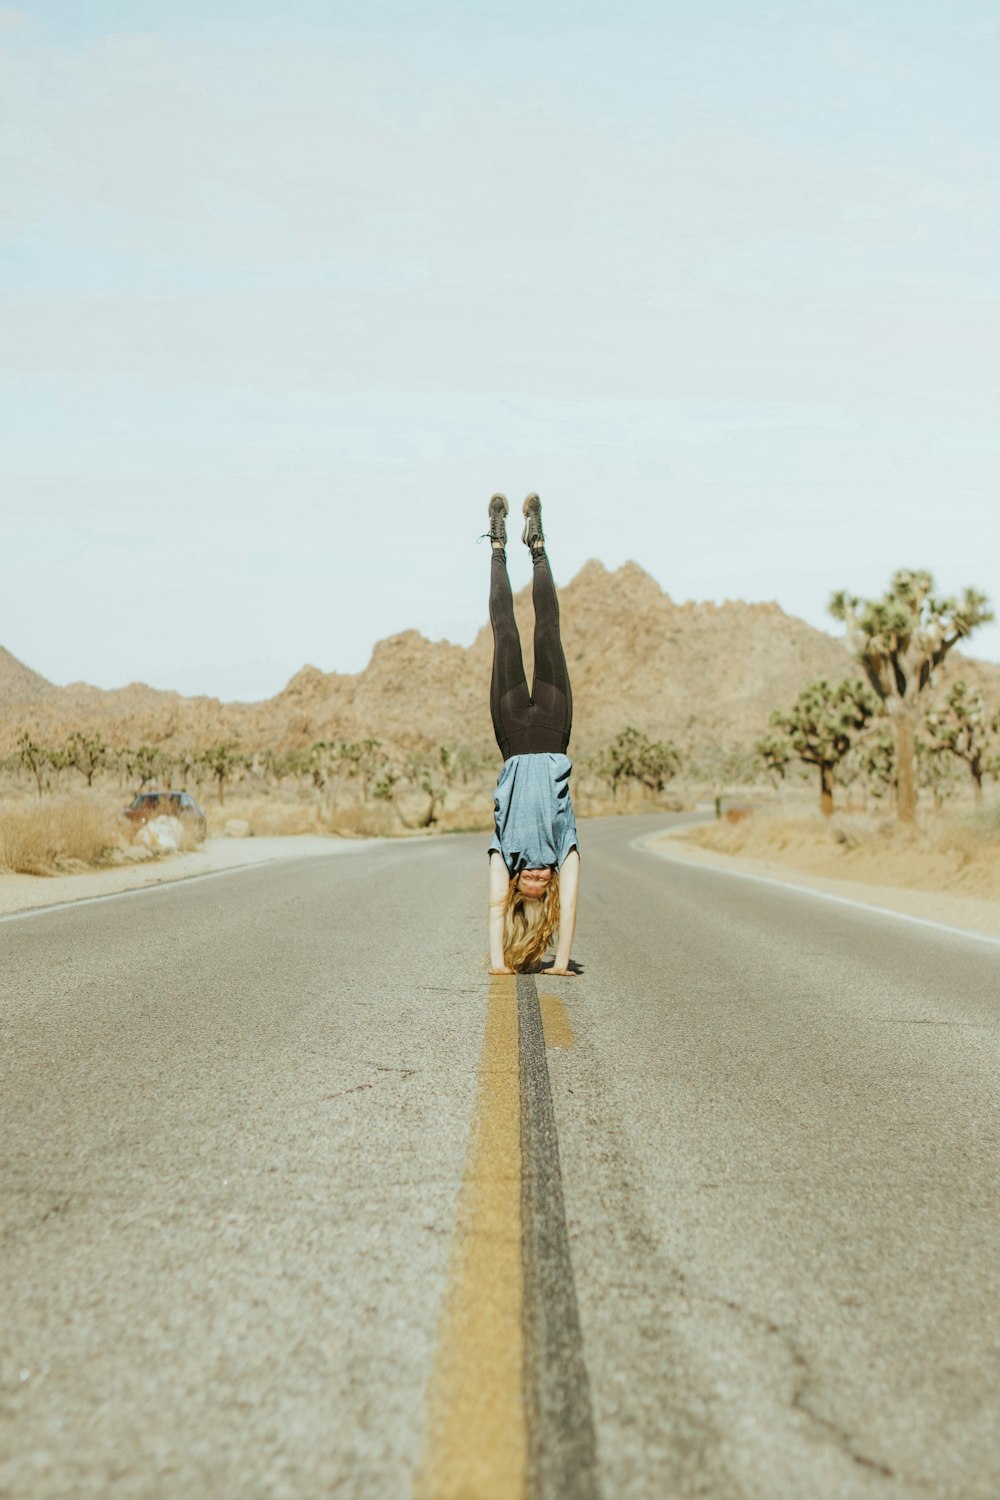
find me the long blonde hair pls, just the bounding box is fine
[503,870,561,971]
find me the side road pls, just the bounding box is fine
[645,824,1000,943]
[0,834,378,918]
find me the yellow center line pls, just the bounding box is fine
[538,992,575,1050]
[415,975,527,1500]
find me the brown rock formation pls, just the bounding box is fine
[3,561,998,760]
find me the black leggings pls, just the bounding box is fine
[489,547,573,760]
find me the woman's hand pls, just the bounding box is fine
[544,965,576,977]
[550,849,580,976]
[488,853,512,974]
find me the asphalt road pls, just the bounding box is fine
[2,815,999,1499]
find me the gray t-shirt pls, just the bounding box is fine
[488,753,579,876]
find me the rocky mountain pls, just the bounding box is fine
[0,647,57,709]
[3,561,998,759]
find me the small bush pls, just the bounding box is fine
[0,796,128,875]
[934,804,1000,864]
[204,796,320,838]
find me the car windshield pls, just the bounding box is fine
[129,792,200,812]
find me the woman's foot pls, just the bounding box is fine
[522,493,545,550]
[488,493,509,548]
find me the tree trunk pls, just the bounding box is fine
[389,795,416,831]
[972,767,983,804]
[894,710,917,823]
[819,763,834,818]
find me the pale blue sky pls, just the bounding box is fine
[3,0,998,699]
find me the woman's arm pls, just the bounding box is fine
[550,848,579,974]
[488,851,512,973]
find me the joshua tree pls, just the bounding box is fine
[412,745,455,827]
[830,571,993,823]
[922,680,999,804]
[174,746,206,793]
[766,677,876,816]
[857,727,896,805]
[125,743,169,791]
[449,744,494,787]
[337,739,388,802]
[63,731,108,787]
[17,732,49,797]
[382,745,455,829]
[591,726,681,800]
[256,747,291,787]
[198,740,246,805]
[915,733,961,812]
[753,733,791,787]
[299,740,337,793]
[638,736,683,794]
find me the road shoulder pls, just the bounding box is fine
[643,825,1000,942]
[0,835,374,918]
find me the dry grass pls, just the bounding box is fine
[682,799,1000,901]
[203,792,411,840]
[201,783,497,839]
[203,795,321,839]
[689,806,846,857]
[0,793,133,875]
[933,802,1000,867]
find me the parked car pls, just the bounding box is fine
[123,790,207,841]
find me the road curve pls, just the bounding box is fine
[2,815,998,1499]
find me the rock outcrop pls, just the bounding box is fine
[3,561,998,758]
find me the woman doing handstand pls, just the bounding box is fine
[486,493,580,975]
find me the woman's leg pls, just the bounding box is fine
[528,544,573,749]
[489,544,530,759]
[530,548,571,704]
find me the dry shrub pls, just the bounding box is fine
[238,802,320,837]
[321,802,401,838]
[435,803,494,834]
[0,795,128,875]
[204,796,321,838]
[203,793,404,839]
[934,805,1000,867]
[689,807,842,857]
[682,798,1000,901]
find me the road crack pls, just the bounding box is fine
[692,1287,899,1481]
[322,1083,373,1100]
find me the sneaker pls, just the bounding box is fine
[521,492,544,549]
[487,493,509,546]
[488,492,512,546]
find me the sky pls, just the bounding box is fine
[2,0,998,700]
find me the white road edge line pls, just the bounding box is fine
[0,852,348,926]
[636,831,1000,951]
